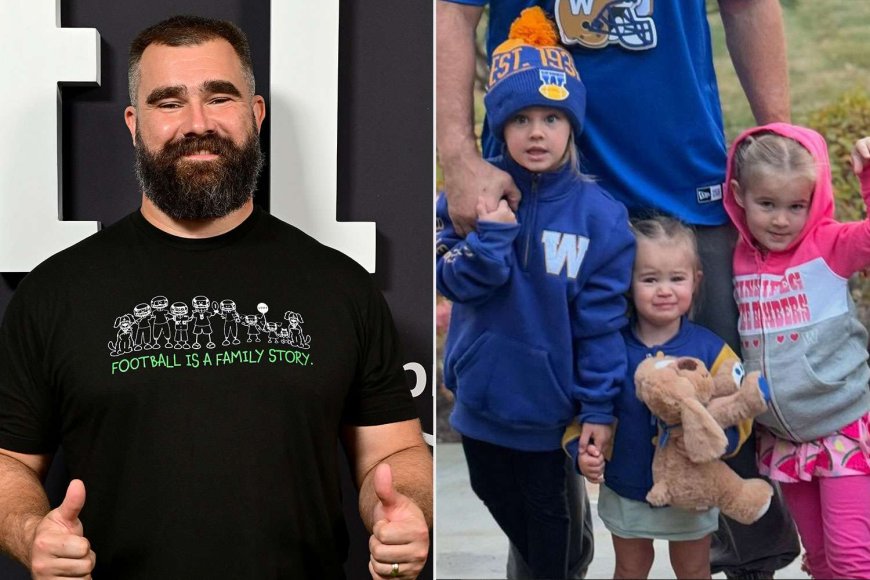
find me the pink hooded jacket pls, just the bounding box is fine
[724,123,870,442]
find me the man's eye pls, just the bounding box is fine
[158,102,181,109]
[210,97,231,104]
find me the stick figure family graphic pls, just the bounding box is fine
[108,296,311,357]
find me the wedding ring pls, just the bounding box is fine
[390,562,399,577]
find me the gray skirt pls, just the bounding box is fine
[598,484,719,541]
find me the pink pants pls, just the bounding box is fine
[780,475,870,579]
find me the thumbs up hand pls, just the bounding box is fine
[30,479,96,579]
[368,464,429,579]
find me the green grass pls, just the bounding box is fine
[709,1,870,140]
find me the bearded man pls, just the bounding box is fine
[0,15,431,579]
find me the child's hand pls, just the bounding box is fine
[577,443,605,484]
[851,137,870,174]
[476,196,516,224]
[853,137,870,216]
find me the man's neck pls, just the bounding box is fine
[139,196,254,238]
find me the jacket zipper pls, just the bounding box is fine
[754,250,799,440]
[522,175,539,270]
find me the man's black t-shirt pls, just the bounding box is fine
[0,208,417,578]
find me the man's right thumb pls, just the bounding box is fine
[57,479,86,528]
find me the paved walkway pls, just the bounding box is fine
[436,442,807,579]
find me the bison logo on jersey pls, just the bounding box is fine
[555,0,657,50]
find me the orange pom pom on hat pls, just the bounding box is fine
[484,7,586,140]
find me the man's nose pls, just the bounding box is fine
[181,101,216,136]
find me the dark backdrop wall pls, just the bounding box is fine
[0,1,432,578]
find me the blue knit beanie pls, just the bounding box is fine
[484,7,586,141]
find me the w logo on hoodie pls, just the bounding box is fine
[542,230,589,279]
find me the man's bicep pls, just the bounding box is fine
[436,1,484,98]
[717,0,790,124]
[341,419,426,485]
[0,447,51,480]
[436,0,484,145]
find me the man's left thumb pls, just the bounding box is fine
[373,463,398,510]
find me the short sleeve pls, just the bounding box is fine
[342,280,418,426]
[0,281,59,453]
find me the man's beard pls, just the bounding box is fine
[134,126,264,220]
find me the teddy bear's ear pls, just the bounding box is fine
[675,357,698,371]
[680,398,728,463]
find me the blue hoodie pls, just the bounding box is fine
[436,155,635,451]
[589,320,745,502]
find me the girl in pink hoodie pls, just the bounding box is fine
[724,123,870,578]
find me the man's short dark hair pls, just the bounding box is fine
[128,15,255,105]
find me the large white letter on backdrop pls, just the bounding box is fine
[269,0,377,273]
[0,0,100,272]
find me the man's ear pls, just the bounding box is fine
[252,96,266,133]
[124,106,137,145]
[730,179,745,208]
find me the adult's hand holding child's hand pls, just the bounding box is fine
[476,197,517,224]
[444,157,521,235]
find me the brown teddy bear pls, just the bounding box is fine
[634,353,773,525]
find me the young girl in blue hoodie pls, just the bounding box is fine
[436,8,635,578]
[572,216,754,579]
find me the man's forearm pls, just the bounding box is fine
[436,1,484,164]
[0,453,49,566]
[719,0,790,124]
[358,442,433,530]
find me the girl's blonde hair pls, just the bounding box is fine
[629,215,703,314]
[731,131,817,185]
[564,130,594,181]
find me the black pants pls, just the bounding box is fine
[462,436,570,580]
[696,225,801,576]
[506,455,593,579]
[712,432,801,576]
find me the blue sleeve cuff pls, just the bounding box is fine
[758,376,771,403]
[724,426,740,455]
[578,404,615,426]
[473,221,520,257]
